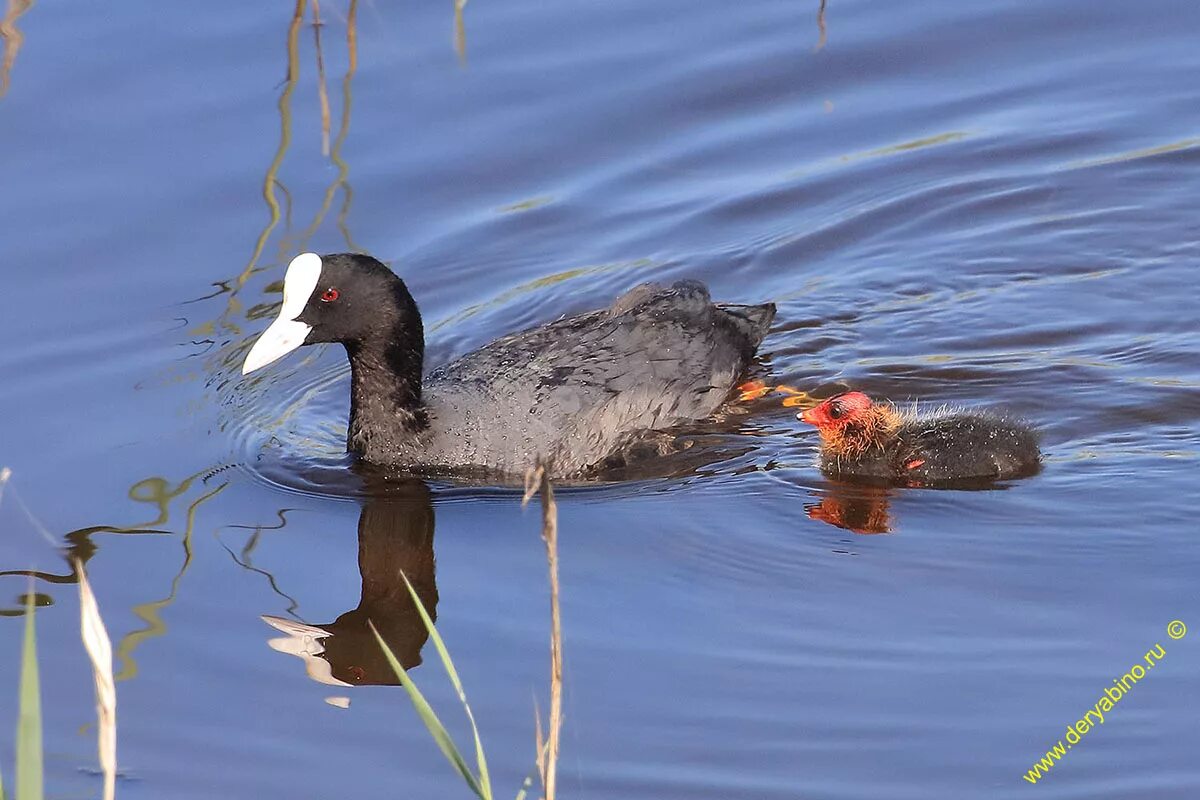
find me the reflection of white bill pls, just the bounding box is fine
[262,614,351,687]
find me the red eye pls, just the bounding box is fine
[321,287,340,303]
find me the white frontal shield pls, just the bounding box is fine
[242,253,323,375]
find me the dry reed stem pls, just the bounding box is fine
[533,695,546,790]
[77,561,117,800]
[0,0,34,100]
[523,464,562,800]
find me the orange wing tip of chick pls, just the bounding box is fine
[905,459,926,470]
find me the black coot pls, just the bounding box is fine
[243,253,776,478]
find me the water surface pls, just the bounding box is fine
[2,0,1198,797]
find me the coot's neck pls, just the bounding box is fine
[344,314,428,455]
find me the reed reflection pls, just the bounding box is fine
[0,469,229,679]
[263,476,438,686]
[814,0,828,52]
[198,0,362,380]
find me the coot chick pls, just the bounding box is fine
[797,391,1040,485]
[243,253,776,478]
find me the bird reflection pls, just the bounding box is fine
[264,476,438,686]
[259,430,766,685]
[804,480,893,534]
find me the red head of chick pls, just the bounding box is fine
[800,392,902,460]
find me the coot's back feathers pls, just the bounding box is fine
[419,280,775,475]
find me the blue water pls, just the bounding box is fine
[2,0,1198,796]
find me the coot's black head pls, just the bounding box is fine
[243,252,422,375]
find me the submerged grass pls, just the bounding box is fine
[375,465,564,800]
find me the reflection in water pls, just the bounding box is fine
[0,470,229,677]
[199,0,362,379]
[454,0,468,64]
[1067,136,1200,170]
[239,0,306,292]
[295,0,362,256]
[804,474,1029,535]
[814,0,828,53]
[310,0,332,156]
[783,131,969,185]
[219,509,303,615]
[428,258,657,334]
[0,0,34,100]
[254,435,762,689]
[805,480,893,534]
[263,477,438,686]
[115,480,228,679]
[0,464,437,686]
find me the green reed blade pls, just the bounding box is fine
[400,573,492,799]
[16,592,43,800]
[370,622,488,800]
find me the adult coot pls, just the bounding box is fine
[243,253,775,477]
[798,391,1040,485]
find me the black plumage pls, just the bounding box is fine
[799,391,1041,486]
[245,253,775,478]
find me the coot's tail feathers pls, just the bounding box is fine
[719,302,776,350]
[609,282,775,350]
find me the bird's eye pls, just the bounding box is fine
[828,401,844,420]
[321,287,340,303]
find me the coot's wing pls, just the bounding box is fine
[425,281,771,473]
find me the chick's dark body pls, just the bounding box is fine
[820,411,1041,485]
